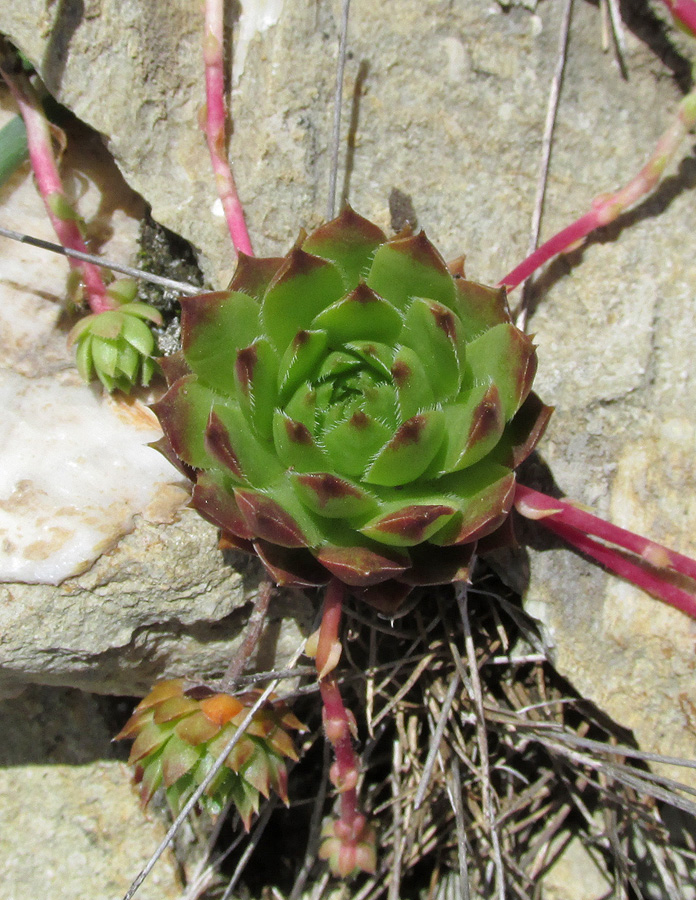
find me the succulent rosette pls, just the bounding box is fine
[68,279,162,392]
[115,679,305,828]
[153,208,551,612]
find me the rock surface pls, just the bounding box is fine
[0,0,694,822]
[0,686,181,899]
[0,91,312,698]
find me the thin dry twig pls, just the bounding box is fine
[457,581,506,900]
[516,0,574,331]
[327,0,352,220]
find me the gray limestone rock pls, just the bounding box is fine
[0,509,312,697]
[0,686,181,899]
[0,0,694,792]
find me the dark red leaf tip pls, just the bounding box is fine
[350,411,371,430]
[284,419,313,445]
[205,411,244,478]
[392,414,426,446]
[234,489,308,548]
[297,473,364,506]
[347,282,381,304]
[389,230,449,273]
[430,304,457,341]
[276,247,329,281]
[375,505,456,542]
[235,345,258,395]
[391,360,411,387]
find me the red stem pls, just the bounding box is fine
[0,65,112,313]
[317,579,362,832]
[658,0,696,37]
[203,0,254,257]
[499,87,696,291]
[515,484,696,619]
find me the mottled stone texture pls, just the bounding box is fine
[0,686,181,899]
[0,0,694,783]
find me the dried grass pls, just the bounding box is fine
[179,562,696,899]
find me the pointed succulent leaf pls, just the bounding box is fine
[343,340,395,380]
[140,355,157,386]
[74,334,94,382]
[311,283,403,344]
[359,502,457,547]
[360,382,399,430]
[490,391,554,468]
[204,403,284,486]
[429,383,505,475]
[161,733,201,787]
[181,291,261,392]
[463,323,537,419]
[265,751,290,804]
[116,341,140,382]
[284,381,318,432]
[134,680,186,712]
[234,338,279,440]
[120,301,164,325]
[278,330,329,403]
[322,412,392,478]
[192,471,255,539]
[121,313,156,356]
[159,351,191,387]
[390,346,435,420]
[429,463,516,545]
[254,539,330,587]
[400,542,474,586]
[291,472,379,519]
[231,777,261,831]
[267,727,298,760]
[199,693,245,725]
[152,694,200,724]
[89,310,124,340]
[128,720,172,765]
[91,335,119,377]
[301,205,386,286]
[317,541,410,586]
[261,250,345,353]
[223,734,257,772]
[273,410,330,472]
[138,755,164,807]
[367,231,456,311]
[165,772,196,813]
[174,710,221,745]
[234,487,311,548]
[453,279,511,338]
[400,298,464,401]
[363,410,446,486]
[241,744,272,798]
[152,376,217,469]
[227,252,284,300]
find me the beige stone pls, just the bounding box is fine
[0,686,181,900]
[0,0,694,811]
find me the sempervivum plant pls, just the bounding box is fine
[114,679,305,829]
[68,279,162,392]
[153,206,552,615]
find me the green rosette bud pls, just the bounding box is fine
[115,679,306,828]
[68,280,162,392]
[153,208,552,613]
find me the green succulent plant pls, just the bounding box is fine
[115,679,305,828]
[68,279,162,392]
[153,208,552,613]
